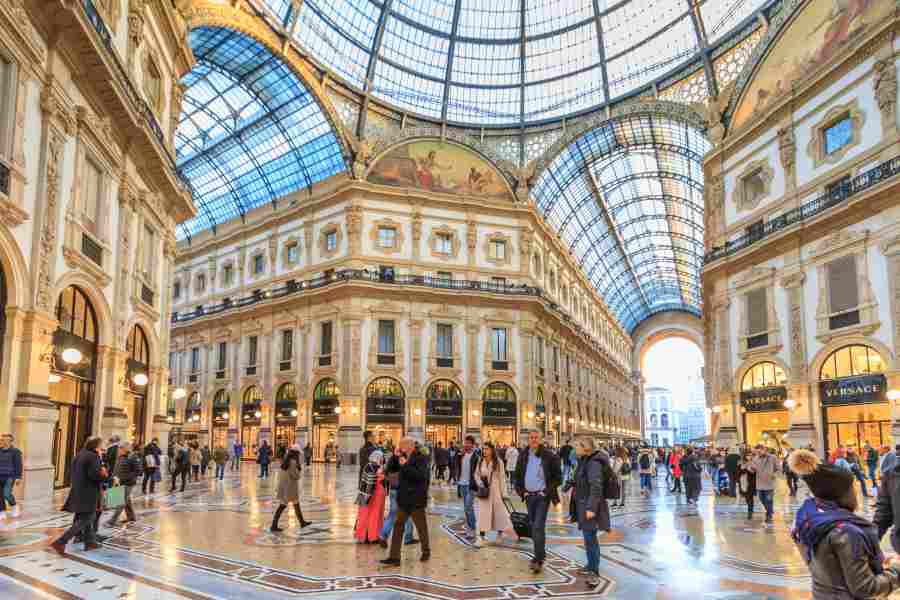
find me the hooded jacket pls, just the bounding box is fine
[574,450,610,533]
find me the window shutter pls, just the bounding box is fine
[746,288,767,335]
[828,255,858,313]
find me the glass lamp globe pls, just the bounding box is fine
[133,373,149,386]
[61,347,82,365]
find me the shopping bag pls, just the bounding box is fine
[104,485,126,510]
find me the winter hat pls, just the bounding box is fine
[789,449,853,503]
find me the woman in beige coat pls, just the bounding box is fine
[473,442,518,546]
[270,445,311,532]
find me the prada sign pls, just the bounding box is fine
[366,396,404,415]
[820,374,887,406]
[427,399,462,417]
[740,386,787,413]
[483,401,517,419]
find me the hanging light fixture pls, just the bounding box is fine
[334,406,342,414]
[173,387,187,400]
[783,399,797,409]
[132,372,149,386]
[48,373,62,384]
[290,409,298,417]
[254,410,262,418]
[61,347,82,365]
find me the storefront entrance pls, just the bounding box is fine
[313,420,338,461]
[51,378,94,489]
[211,425,228,450]
[819,345,889,454]
[482,381,517,447]
[425,380,463,449]
[124,325,151,447]
[241,386,263,459]
[312,378,340,462]
[366,377,405,451]
[740,362,790,450]
[211,390,230,450]
[425,423,460,448]
[274,421,296,454]
[372,423,404,449]
[274,383,298,456]
[482,424,516,446]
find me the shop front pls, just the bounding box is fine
[740,361,789,451]
[49,285,98,489]
[366,377,405,449]
[425,379,463,448]
[312,378,339,461]
[274,382,298,455]
[211,390,230,450]
[123,325,150,447]
[482,382,517,446]
[819,344,889,453]
[241,386,263,459]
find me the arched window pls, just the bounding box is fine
[366,377,404,400]
[185,391,201,423]
[535,387,545,414]
[660,413,669,428]
[426,380,462,403]
[313,378,340,416]
[820,345,886,380]
[54,285,98,378]
[213,390,230,422]
[275,383,298,419]
[126,325,150,365]
[243,386,263,404]
[314,378,339,400]
[742,361,787,391]
[483,381,515,403]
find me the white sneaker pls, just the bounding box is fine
[472,536,483,548]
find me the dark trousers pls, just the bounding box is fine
[525,494,550,564]
[388,507,429,559]
[786,473,798,496]
[435,465,446,480]
[0,477,10,512]
[56,511,97,546]
[684,477,701,502]
[727,470,738,497]
[142,468,157,495]
[170,468,187,492]
[260,463,270,478]
[106,485,136,524]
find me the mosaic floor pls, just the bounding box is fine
[0,464,883,599]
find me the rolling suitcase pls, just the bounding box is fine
[504,498,532,539]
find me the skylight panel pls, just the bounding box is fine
[456,0,521,40]
[451,42,521,87]
[380,17,450,80]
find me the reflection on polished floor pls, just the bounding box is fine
[0,465,869,599]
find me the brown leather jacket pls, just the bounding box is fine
[805,527,900,599]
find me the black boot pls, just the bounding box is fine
[293,503,311,528]
[271,505,286,532]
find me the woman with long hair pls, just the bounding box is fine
[472,442,518,547]
[355,450,387,543]
[611,446,630,508]
[270,445,310,532]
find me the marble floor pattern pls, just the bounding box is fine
[0,464,883,599]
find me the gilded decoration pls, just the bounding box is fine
[428,224,460,260]
[873,56,898,136]
[367,140,513,201]
[807,99,866,168]
[731,0,894,130]
[735,158,774,212]
[483,231,513,267]
[777,124,796,185]
[318,222,342,259]
[368,217,405,255]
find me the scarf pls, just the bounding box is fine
[791,497,883,573]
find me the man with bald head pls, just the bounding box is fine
[380,437,431,566]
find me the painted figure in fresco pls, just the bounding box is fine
[415,150,453,189]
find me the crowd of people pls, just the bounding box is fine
[35,428,900,598]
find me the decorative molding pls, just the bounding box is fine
[318,222,342,259]
[777,124,796,187]
[806,99,866,169]
[808,229,869,264]
[734,157,774,212]
[368,217,405,255]
[874,57,898,137]
[35,129,66,311]
[483,231,513,267]
[427,224,460,260]
[813,230,879,343]
[282,234,301,267]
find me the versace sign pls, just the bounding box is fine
[820,374,887,406]
[740,386,787,413]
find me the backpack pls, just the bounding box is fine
[602,462,621,500]
[639,454,651,470]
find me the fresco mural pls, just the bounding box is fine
[367,140,512,200]
[732,0,892,129]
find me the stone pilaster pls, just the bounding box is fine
[466,322,480,433]
[778,124,796,192]
[410,210,422,275]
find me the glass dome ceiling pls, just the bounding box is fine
[531,114,709,332]
[257,0,769,126]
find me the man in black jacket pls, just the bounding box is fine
[514,430,562,573]
[724,447,741,497]
[105,442,142,527]
[380,437,430,566]
[49,437,108,553]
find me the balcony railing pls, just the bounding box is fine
[705,155,900,264]
[171,269,618,363]
[80,0,186,190]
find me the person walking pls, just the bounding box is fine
[725,447,741,497]
[573,438,611,582]
[170,442,189,493]
[231,442,243,470]
[750,445,778,524]
[738,451,758,520]
[783,449,799,497]
[49,437,108,554]
[189,443,202,481]
[865,443,880,491]
[434,442,449,483]
[875,443,900,553]
[258,440,273,480]
[847,448,870,498]
[213,445,229,481]
[504,444,519,494]
[448,441,459,486]
[380,437,431,566]
[270,445,311,532]
[680,447,703,505]
[335,443,342,469]
[355,450,386,543]
[637,447,654,497]
[377,445,416,548]
[790,449,900,599]
[669,447,683,494]
[200,445,211,477]
[454,436,479,539]
[105,435,121,481]
[471,442,517,546]
[359,431,376,481]
[105,442,141,527]
[141,439,161,495]
[514,429,562,574]
[0,433,23,518]
[610,446,630,508]
[303,443,312,467]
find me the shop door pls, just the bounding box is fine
[51,380,94,489]
[313,422,338,461]
[123,391,146,448]
[211,426,228,451]
[372,424,404,449]
[274,423,296,454]
[425,423,461,448]
[482,425,516,447]
[825,403,893,453]
[241,425,260,459]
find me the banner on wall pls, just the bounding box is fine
[740,386,787,413]
[819,374,887,407]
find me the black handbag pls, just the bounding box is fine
[475,469,493,498]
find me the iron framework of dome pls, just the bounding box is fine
[256,0,771,126]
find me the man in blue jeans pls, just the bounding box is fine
[514,430,562,574]
[378,486,415,547]
[454,436,479,539]
[0,434,23,518]
[750,444,778,524]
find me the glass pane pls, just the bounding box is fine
[850,345,870,375]
[834,347,852,379]
[868,348,885,373]
[824,117,853,155]
[821,355,836,380]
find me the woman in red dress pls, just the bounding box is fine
[355,449,386,543]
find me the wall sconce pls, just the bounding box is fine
[888,390,900,404]
[334,406,343,414]
[172,387,187,400]
[221,412,229,419]
[527,411,535,419]
[192,414,200,422]
[290,409,298,417]
[580,420,586,427]
[132,372,149,387]
[711,406,722,414]
[471,409,480,417]
[554,415,561,422]
[351,407,359,415]
[413,408,422,416]
[48,373,61,384]
[61,348,83,365]
[783,399,797,409]
[254,410,262,418]
[167,415,174,423]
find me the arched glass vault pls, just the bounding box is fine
[531,114,710,332]
[255,0,771,126]
[175,26,347,240]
